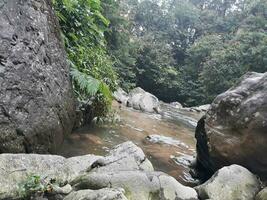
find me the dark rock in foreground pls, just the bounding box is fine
[0,0,75,153]
[195,72,267,180]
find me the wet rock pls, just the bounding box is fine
[195,165,261,200]
[114,88,129,106]
[127,87,159,113]
[146,134,189,149]
[195,72,267,180]
[0,0,75,153]
[71,171,198,200]
[64,188,128,200]
[255,187,267,200]
[171,155,196,168]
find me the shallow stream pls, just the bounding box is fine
[58,102,203,186]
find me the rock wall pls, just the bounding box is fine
[195,72,267,180]
[0,0,75,153]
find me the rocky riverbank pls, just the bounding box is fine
[1,141,266,200]
[0,71,266,200]
[0,142,198,200]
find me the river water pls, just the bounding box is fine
[58,102,203,186]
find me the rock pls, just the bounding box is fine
[64,188,128,200]
[53,184,73,195]
[171,155,196,168]
[114,88,129,105]
[255,188,267,200]
[71,171,198,200]
[0,154,101,199]
[195,72,267,180]
[195,165,261,200]
[170,102,183,109]
[0,0,75,153]
[127,87,159,113]
[88,141,154,172]
[146,135,189,149]
[0,142,151,199]
[191,104,211,112]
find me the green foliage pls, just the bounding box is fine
[108,0,266,106]
[102,0,137,91]
[18,175,50,199]
[53,0,117,118]
[54,0,266,107]
[200,31,267,101]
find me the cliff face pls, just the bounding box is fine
[0,0,76,153]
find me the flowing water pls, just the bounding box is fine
[58,102,204,186]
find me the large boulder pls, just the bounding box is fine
[0,0,75,153]
[195,165,261,200]
[195,72,267,180]
[127,87,159,113]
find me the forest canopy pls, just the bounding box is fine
[53,0,267,108]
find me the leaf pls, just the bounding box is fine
[70,67,100,96]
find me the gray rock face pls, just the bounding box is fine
[89,141,154,173]
[0,153,101,199]
[195,72,267,180]
[64,188,128,200]
[72,171,198,200]
[127,87,159,113]
[0,0,75,153]
[196,165,261,200]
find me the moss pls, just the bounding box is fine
[149,191,161,200]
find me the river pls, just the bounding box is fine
[58,102,204,186]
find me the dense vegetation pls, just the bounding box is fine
[53,0,117,118]
[53,0,267,108]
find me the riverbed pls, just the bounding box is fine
[58,102,203,186]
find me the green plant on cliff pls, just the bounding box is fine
[53,0,117,117]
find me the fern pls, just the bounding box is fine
[53,0,117,118]
[70,66,100,97]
